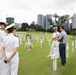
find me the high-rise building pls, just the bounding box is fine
[37,14,52,30]
[72,13,76,29]
[62,19,70,30]
[45,14,52,30]
[70,23,72,30]
[15,23,22,30]
[37,15,44,28]
[6,17,14,25]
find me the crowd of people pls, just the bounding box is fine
[0,22,67,75]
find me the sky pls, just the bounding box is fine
[0,0,76,24]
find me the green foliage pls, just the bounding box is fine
[19,23,29,31]
[59,15,69,25]
[65,30,71,34]
[30,24,36,30]
[35,25,45,31]
[48,13,69,27]
[19,23,45,32]
[70,29,76,35]
[46,27,53,32]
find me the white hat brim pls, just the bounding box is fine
[5,23,15,30]
[53,27,58,30]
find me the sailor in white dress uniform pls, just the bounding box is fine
[2,24,19,75]
[0,22,6,75]
[47,27,60,57]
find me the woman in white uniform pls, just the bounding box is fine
[1,24,19,75]
[0,22,6,75]
[47,27,60,57]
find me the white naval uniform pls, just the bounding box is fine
[0,30,6,75]
[50,32,60,56]
[2,33,19,75]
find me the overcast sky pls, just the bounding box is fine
[0,0,76,24]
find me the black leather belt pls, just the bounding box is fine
[59,43,66,44]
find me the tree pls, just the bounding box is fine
[53,13,60,22]
[59,15,69,25]
[30,24,36,30]
[35,24,45,31]
[48,14,69,27]
[19,23,29,31]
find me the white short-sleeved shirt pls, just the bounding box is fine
[2,33,19,51]
[52,32,60,41]
[0,30,6,45]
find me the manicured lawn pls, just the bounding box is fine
[17,32,76,75]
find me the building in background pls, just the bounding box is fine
[62,19,70,30]
[6,17,14,25]
[15,23,22,30]
[37,14,44,28]
[70,23,72,30]
[37,14,52,30]
[72,13,76,29]
[45,14,52,30]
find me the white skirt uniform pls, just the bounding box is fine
[50,41,59,55]
[2,33,19,75]
[50,32,60,56]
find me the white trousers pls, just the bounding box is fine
[4,51,19,75]
[0,45,5,75]
[0,52,5,75]
[50,41,59,56]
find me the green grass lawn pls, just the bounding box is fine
[17,31,76,75]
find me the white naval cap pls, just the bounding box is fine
[5,23,15,30]
[53,27,58,30]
